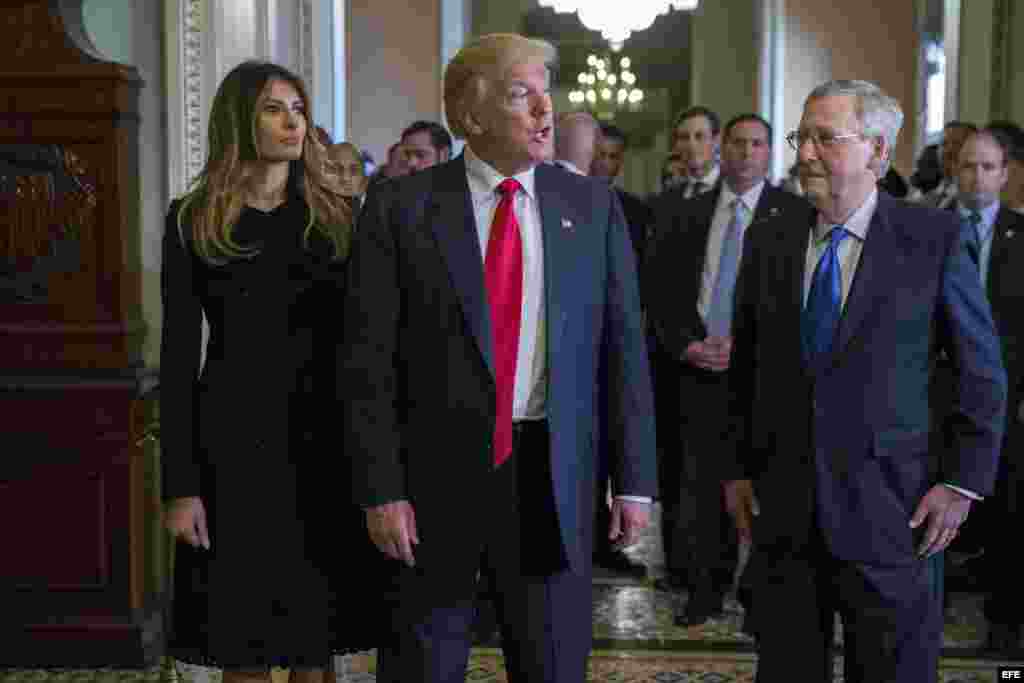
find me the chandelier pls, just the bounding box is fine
[568,54,644,115]
[537,0,699,49]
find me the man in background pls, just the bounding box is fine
[591,124,654,262]
[552,111,598,176]
[400,120,453,174]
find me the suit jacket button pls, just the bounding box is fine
[240,287,249,297]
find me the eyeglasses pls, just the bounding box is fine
[786,130,864,151]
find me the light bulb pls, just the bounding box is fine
[620,57,631,69]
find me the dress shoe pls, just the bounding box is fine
[594,550,647,578]
[987,622,1021,652]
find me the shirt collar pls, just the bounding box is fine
[814,187,878,243]
[720,179,766,214]
[464,145,537,203]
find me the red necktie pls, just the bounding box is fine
[485,178,524,468]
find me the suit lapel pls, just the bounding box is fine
[987,207,1018,296]
[751,184,787,224]
[429,157,494,377]
[689,189,720,306]
[831,196,909,365]
[535,163,574,363]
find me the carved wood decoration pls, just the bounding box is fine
[0,0,162,668]
[1,144,97,303]
[0,0,143,370]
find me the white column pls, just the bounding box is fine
[758,0,786,182]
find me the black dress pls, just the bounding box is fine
[160,190,383,669]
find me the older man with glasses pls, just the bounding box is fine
[721,80,1006,682]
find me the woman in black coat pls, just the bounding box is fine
[160,60,381,683]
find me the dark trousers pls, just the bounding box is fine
[984,453,1023,626]
[751,535,943,683]
[376,421,592,683]
[660,366,734,584]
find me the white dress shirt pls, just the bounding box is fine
[697,180,765,323]
[465,146,546,421]
[802,188,981,501]
[464,148,650,505]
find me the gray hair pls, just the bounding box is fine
[807,80,903,175]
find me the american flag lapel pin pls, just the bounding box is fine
[561,217,574,232]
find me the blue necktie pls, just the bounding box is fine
[803,226,850,364]
[963,210,983,277]
[706,198,745,337]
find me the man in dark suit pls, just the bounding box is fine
[341,33,656,683]
[591,124,654,263]
[946,127,1024,650]
[644,113,808,624]
[722,80,1006,682]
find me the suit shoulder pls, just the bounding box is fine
[880,194,960,242]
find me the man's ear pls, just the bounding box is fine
[874,136,889,167]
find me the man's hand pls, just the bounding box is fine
[366,500,420,567]
[164,496,211,549]
[723,479,759,544]
[608,499,650,549]
[684,336,732,372]
[910,485,972,557]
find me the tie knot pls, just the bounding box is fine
[497,178,522,198]
[968,210,982,226]
[827,225,849,248]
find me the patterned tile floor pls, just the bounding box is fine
[4,505,1024,682]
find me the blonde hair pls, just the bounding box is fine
[177,60,351,265]
[443,33,557,139]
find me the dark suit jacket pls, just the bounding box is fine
[644,182,809,358]
[341,156,657,588]
[642,183,808,485]
[947,202,1024,455]
[615,188,653,263]
[723,193,1006,577]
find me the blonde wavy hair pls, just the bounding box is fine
[177,60,351,264]
[443,33,557,140]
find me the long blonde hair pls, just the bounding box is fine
[177,60,351,265]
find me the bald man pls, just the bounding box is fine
[553,111,599,176]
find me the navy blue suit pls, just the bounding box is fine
[341,156,656,682]
[724,193,1006,681]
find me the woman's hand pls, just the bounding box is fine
[165,496,211,549]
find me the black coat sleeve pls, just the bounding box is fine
[340,183,407,508]
[159,201,205,501]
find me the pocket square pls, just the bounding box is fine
[1008,229,1016,239]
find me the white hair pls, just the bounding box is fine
[807,80,904,175]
